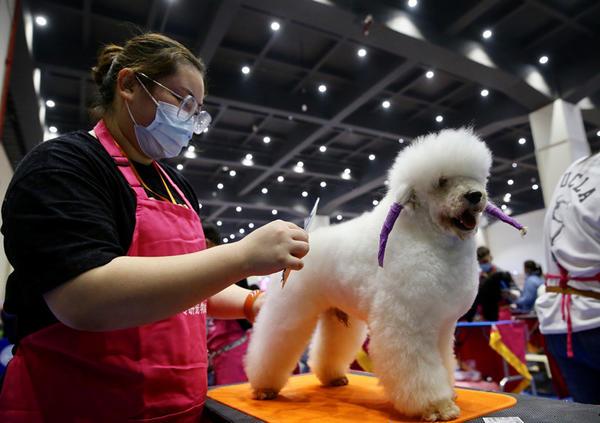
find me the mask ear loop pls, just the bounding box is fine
[378,202,404,268]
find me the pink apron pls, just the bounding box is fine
[0,120,208,422]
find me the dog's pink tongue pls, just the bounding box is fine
[460,211,476,230]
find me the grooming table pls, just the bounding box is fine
[205,373,522,422]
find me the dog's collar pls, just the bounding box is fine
[378,202,403,267]
[377,201,526,268]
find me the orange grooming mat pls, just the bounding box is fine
[208,373,517,422]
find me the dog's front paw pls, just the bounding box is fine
[421,398,460,422]
[252,388,279,400]
[327,376,349,387]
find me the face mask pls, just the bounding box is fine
[126,80,195,159]
[480,263,493,272]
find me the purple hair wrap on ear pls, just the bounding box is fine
[378,202,404,267]
[485,202,528,236]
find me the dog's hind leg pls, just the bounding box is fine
[244,288,321,399]
[308,308,368,387]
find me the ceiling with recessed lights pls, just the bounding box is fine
[3,0,600,241]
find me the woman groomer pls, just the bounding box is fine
[0,33,309,421]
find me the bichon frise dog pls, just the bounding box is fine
[245,128,492,421]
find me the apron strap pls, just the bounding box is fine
[154,162,194,210]
[93,120,148,199]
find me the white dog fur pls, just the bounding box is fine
[245,128,493,421]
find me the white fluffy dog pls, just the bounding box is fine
[245,128,492,421]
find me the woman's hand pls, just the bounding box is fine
[237,220,309,276]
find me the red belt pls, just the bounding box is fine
[545,265,600,358]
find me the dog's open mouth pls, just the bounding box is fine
[451,210,477,231]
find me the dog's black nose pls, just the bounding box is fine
[464,191,483,204]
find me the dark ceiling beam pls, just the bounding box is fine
[145,0,160,29]
[219,44,353,87]
[206,94,405,142]
[526,0,595,37]
[564,71,600,105]
[203,197,307,220]
[291,38,345,93]
[82,0,92,48]
[235,59,417,198]
[446,0,501,36]
[242,0,550,111]
[525,2,600,50]
[196,0,241,65]
[158,2,173,33]
[404,83,470,123]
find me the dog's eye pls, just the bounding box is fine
[438,177,448,188]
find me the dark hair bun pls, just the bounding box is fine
[92,44,124,87]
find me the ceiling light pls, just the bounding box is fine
[501,204,507,211]
[336,214,343,221]
[203,127,209,134]
[272,209,278,215]
[301,104,308,112]
[503,194,511,203]
[532,184,539,190]
[235,206,242,212]
[341,173,351,180]
[398,138,404,144]
[45,99,55,108]
[35,16,47,26]
[407,0,418,8]
[230,234,235,239]
[270,21,281,31]
[216,220,222,226]
[48,125,58,133]
[596,130,600,137]
[512,162,518,168]
[301,191,308,197]
[425,70,434,79]
[435,115,443,122]
[263,136,271,144]
[222,166,229,171]
[277,175,285,182]
[482,29,492,39]
[368,154,376,161]
[223,238,229,243]
[239,228,245,234]
[319,145,327,153]
[538,55,549,65]
[507,179,514,186]
[217,183,224,190]
[176,164,183,171]
[518,137,526,145]
[242,153,254,166]
[506,208,513,216]
[248,223,254,228]
[229,170,236,177]
[320,181,327,188]
[184,146,197,158]
[357,48,367,58]
[318,84,327,93]
[241,65,251,75]
[384,179,389,185]
[344,168,351,174]
[372,199,379,206]
[261,187,268,194]
[382,100,391,109]
[480,89,489,97]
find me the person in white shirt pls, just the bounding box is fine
[535,152,600,404]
